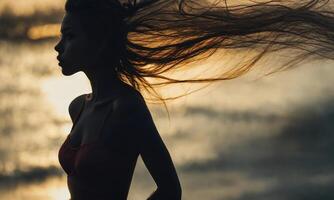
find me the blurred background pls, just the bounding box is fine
[0,0,334,200]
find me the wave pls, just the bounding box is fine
[0,8,63,41]
[183,105,283,123]
[180,99,334,200]
[0,165,64,190]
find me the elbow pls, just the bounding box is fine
[156,184,182,200]
[166,179,182,200]
[175,182,182,200]
[174,187,182,200]
[172,179,182,200]
[166,184,182,200]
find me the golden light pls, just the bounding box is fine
[48,186,71,200]
[27,23,61,40]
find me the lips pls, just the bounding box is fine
[57,56,64,66]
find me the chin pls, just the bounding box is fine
[60,67,80,76]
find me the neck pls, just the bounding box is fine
[83,66,125,103]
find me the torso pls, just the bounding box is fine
[58,84,142,200]
[69,83,138,148]
[68,97,113,147]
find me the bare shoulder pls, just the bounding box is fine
[112,87,148,118]
[68,94,86,123]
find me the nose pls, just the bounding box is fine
[54,40,62,53]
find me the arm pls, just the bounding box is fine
[138,106,182,200]
[114,92,182,200]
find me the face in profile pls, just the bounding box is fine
[54,13,105,76]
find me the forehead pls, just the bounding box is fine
[60,13,82,33]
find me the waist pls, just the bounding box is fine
[67,175,128,200]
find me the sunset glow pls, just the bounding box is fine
[27,24,61,40]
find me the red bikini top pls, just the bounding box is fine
[58,93,140,200]
[58,94,136,179]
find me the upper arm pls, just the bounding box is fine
[113,92,182,196]
[68,94,85,123]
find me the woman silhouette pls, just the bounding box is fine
[55,0,334,199]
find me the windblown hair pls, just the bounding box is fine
[65,0,334,109]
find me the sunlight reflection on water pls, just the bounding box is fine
[0,176,70,200]
[0,22,334,200]
[41,72,91,117]
[3,1,334,199]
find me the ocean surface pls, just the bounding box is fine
[1,1,334,199]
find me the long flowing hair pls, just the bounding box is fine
[65,0,334,116]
